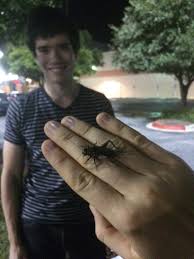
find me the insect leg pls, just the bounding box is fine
[102,140,118,150]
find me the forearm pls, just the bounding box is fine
[1,171,23,246]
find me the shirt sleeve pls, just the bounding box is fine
[4,98,25,145]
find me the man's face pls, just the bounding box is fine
[35,34,76,83]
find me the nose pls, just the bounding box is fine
[49,48,62,61]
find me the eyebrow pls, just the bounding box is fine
[36,42,71,49]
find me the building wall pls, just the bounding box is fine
[80,51,194,99]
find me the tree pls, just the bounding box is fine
[75,30,103,77]
[0,0,64,47]
[2,44,41,81]
[2,31,103,80]
[111,0,194,106]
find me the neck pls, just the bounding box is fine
[44,79,80,108]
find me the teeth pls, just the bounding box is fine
[50,67,63,69]
[50,68,64,71]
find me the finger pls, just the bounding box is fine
[43,120,145,195]
[61,115,112,146]
[90,205,141,259]
[61,116,163,177]
[96,112,179,166]
[41,139,128,229]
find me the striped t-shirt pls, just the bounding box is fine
[4,85,114,224]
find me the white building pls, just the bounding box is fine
[80,51,194,100]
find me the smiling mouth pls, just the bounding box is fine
[48,64,70,72]
[49,66,64,69]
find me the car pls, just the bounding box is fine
[0,93,9,115]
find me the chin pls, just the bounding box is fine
[48,73,73,83]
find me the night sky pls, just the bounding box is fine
[67,0,128,43]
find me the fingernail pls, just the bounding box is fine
[44,140,57,152]
[47,121,60,129]
[63,116,75,128]
[101,113,111,122]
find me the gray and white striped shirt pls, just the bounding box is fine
[4,85,114,224]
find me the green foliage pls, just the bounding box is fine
[0,0,64,46]
[112,0,194,105]
[75,31,103,76]
[161,108,194,122]
[0,208,9,259]
[2,44,41,81]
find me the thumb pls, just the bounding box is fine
[89,205,138,259]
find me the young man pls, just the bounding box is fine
[1,6,114,259]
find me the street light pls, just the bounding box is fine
[91,65,98,71]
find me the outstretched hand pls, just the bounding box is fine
[42,112,194,259]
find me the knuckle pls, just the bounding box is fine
[76,151,98,171]
[119,208,137,232]
[143,183,158,208]
[169,155,186,169]
[95,227,105,243]
[73,169,96,193]
[95,222,115,245]
[60,130,75,142]
[116,121,126,133]
[95,227,114,247]
[102,136,126,154]
[110,136,124,149]
[134,134,151,149]
[53,156,65,168]
[50,152,66,169]
[81,124,93,138]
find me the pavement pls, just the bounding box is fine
[116,113,194,170]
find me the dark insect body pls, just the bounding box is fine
[82,140,121,165]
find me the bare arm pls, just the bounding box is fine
[1,140,25,247]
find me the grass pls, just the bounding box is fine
[0,207,9,259]
[160,107,194,122]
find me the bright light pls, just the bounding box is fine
[98,80,121,98]
[7,73,19,81]
[0,69,19,83]
[91,65,97,71]
[26,78,32,83]
[0,50,4,59]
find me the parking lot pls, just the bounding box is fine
[116,113,194,170]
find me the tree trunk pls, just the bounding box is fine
[177,77,190,107]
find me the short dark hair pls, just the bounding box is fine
[26,6,80,55]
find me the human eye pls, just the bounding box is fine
[59,43,72,51]
[37,47,50,54]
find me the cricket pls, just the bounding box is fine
[82,140,121,165]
